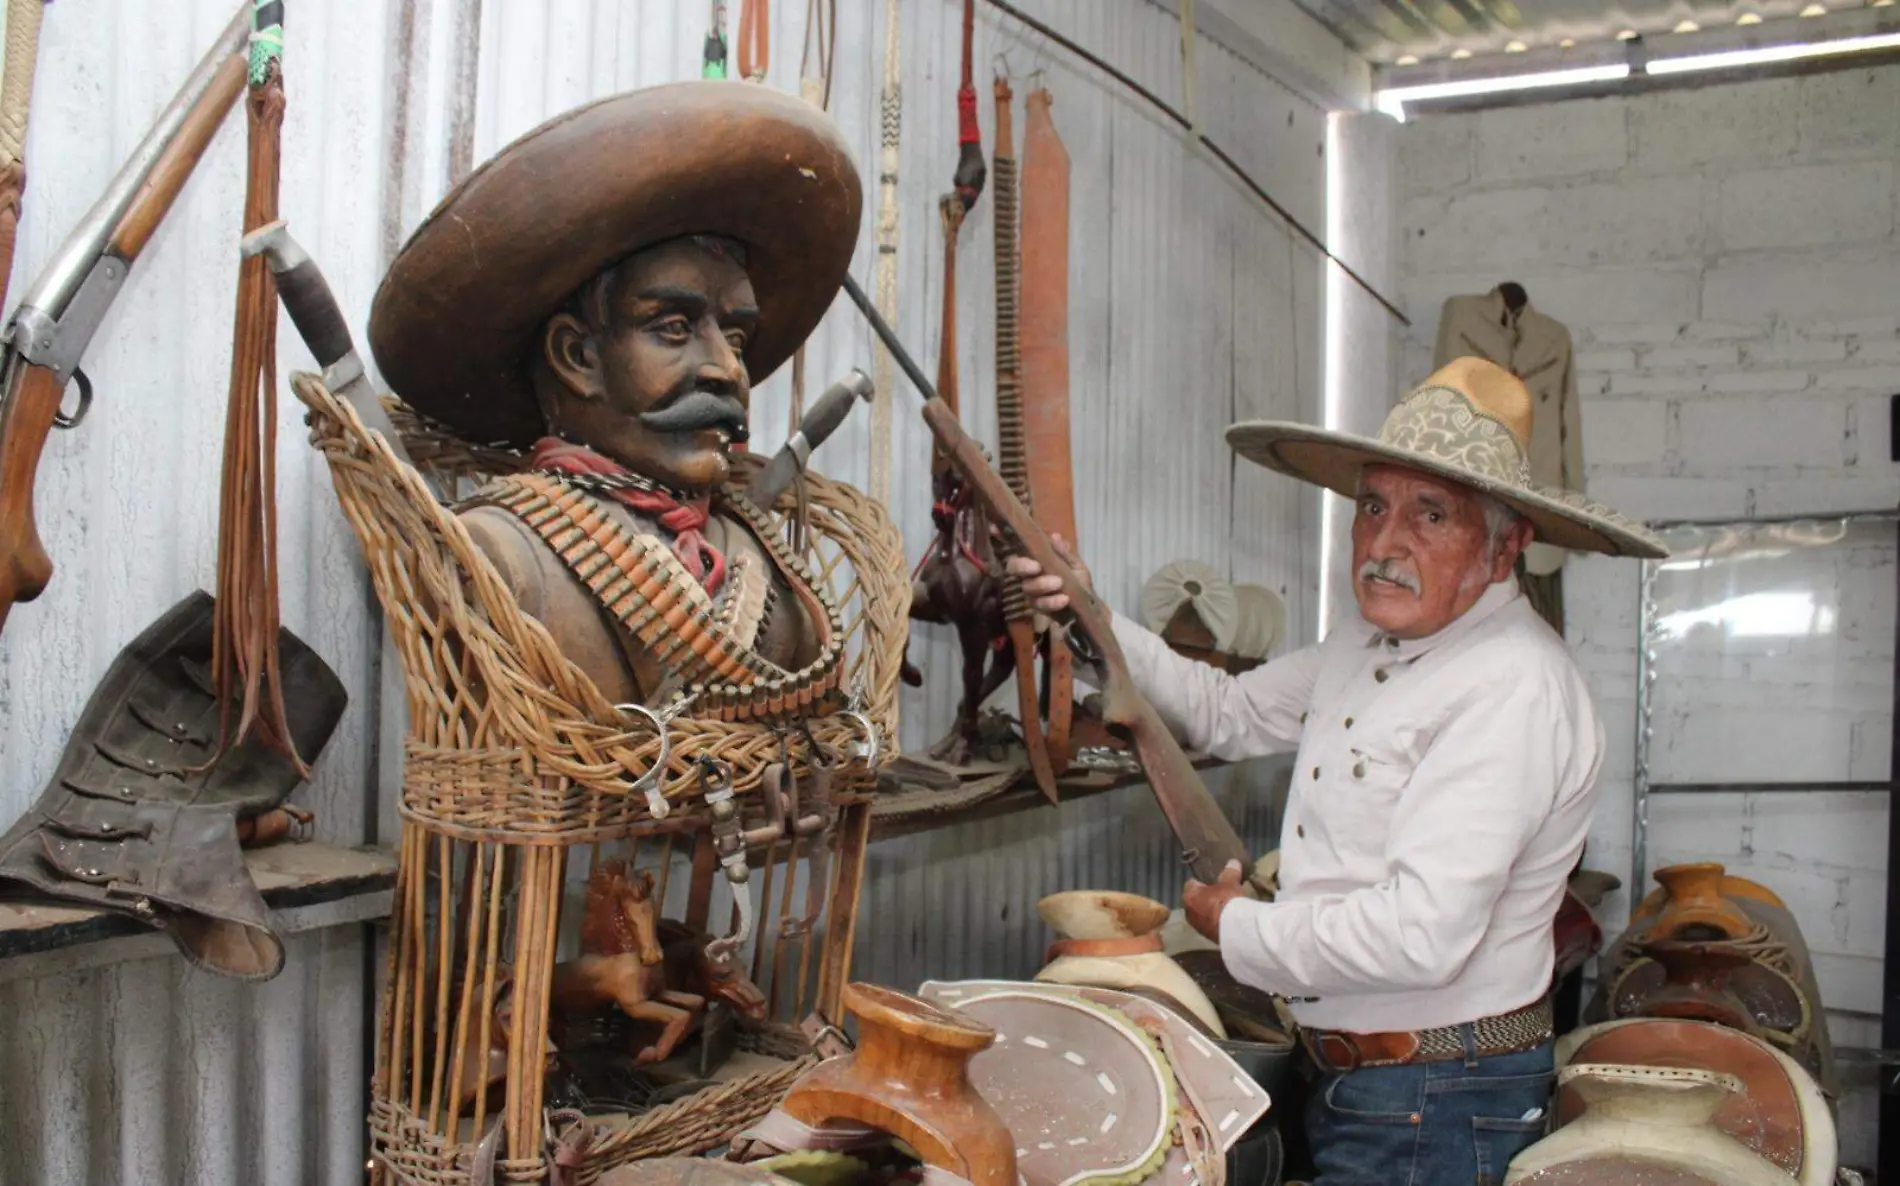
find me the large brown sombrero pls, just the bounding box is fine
[1227,357,1668,559]
[368,81,863,449]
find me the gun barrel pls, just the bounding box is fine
[11,2,248,322]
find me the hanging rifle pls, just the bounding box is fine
[0,3,251,634]
[840,274,1260,890]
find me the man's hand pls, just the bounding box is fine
[1003,533,1091,614]
[1183,859,1250,942]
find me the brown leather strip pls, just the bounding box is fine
[1045,934,1166,961]
[204,63,305,778]
[1019,87,1078,775]
[1008,619,1058,804]
[1019,88,1076,556]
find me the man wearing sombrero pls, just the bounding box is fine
[1011,357,1667,1183]
[367,82,862,711]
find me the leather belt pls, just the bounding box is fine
[1301,995,1554,1073]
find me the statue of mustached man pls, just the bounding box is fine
[367,82,864,720]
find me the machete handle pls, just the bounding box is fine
[803,368,874,450]
[241,219,351,369]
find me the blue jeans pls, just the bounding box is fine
[1304,1029,1554,1186]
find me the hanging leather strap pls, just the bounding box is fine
[991,75,1057,804]
[1021,86,1077,773]
[738,0,769,81]
[206,1,304,776]
[930,0,985,461]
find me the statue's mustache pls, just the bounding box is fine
[1358,559,1420,594]
[639,389,750,441]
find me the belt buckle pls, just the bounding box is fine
[1314,1032,1361,1074]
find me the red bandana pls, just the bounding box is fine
[527,438,728,594]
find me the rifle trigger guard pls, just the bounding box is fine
[54,368,93,430]
[613,701,673,819]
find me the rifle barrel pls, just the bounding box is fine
[11,2,248,320]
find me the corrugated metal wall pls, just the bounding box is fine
[0,3,390,1184]
[0,1,1331,1182]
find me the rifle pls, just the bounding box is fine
[838,273,1260,890]
[0,3,251,634]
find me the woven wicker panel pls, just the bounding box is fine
[292,372,909,843]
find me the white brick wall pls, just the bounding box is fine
[1397,65,1899,1166]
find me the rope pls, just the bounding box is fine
[206,6,303,774]
[0,0,45,314]
[868,0,901,506]
[0,0,43,165]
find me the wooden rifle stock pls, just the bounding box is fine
[0,22,246,634]
[918,397,1256,887]
[0,363,62,630]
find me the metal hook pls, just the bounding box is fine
[613,701,674,819]
[841,710,879,771]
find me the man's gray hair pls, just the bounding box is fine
[1476,490,1527,556]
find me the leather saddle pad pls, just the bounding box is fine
[919,979,1272,1181]
[1553,1018,1829,1181]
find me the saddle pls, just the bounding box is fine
[599,1158,801,1186]
[733,979,1269,1186]
[1504,1017,1836,1185]
[0,591,346,980]
[1583,863,1836,1099]
[1034,890,1227,1038]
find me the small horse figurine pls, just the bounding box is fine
[659,917,768,1022]
[551,860,707,1065]
[907,467,1015,763]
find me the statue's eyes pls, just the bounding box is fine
[652,316,691,341]
[725,329,747,351]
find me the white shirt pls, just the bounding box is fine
[1110,577,1604,1033]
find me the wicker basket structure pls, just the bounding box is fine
[290,374,907,1183]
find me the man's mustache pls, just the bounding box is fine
[1358,559,1420,594]
[638,389,750,442]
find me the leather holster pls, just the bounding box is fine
[0,591,346,980]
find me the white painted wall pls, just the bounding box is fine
[1396,66,1900,1164]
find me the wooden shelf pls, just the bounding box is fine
[869,750,1230,842]
[0,840,397,983]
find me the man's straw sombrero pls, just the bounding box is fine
[1227,357,1668,559]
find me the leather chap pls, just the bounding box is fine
[0,590,346,980]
